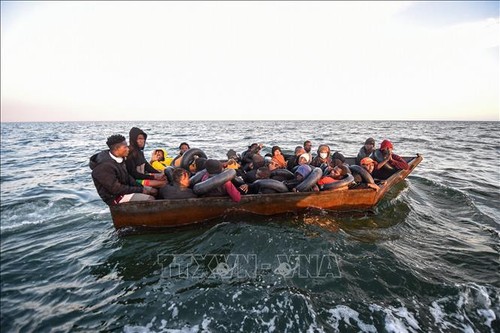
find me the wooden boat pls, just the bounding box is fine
[110,154,423,230]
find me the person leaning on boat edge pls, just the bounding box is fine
[159,168,197,199]
[373,139,409,179]
[89,134,157,205]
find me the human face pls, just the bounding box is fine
[330,166,342,178]
[304,142,312,153]
[136,134,145,149]
[114,141,130,158]
[268,161,278,171]
[298,156,308,165]
[364,143,374,153]
[295,148,305,156]
[361,162,374,174]
[156,150,164,160]
[180,144,189,154]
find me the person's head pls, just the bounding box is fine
[205,159,223,175]
[107,134,129,157]
[249,143,262,153]
[295,164,312,181]
[195,157,207,172]
[294,146,305,156]
[179,142,190,155]
[380,140,394,155]
[331,152,345,167]
[154,149,165,161]
[226,149,238,160]
[271,146,282,157]
[360,157,376,174]
[256,166,271,180]
[298,153,309,165]
[268,160,279,171]
[303,140,312,153]
[330,165,348,179]
[364,138,375,152]
[252,154,265,169]
[129,127,147,150]
[317,145,331,160]
[172,167,190,187]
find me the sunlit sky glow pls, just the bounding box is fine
[1,1,499,122]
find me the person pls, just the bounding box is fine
[200,159,242,202]
[356,138,376,165]
[171,142,191,167]
[126,127,167,188]
[317,165,349,186]
[373,139,409,179]
[271,145,287,169]
[311,144,332,168]
[240,167,278,194]
[89,134,157,205]
[331,151,346,167]
[303,140,313,164]
[241,143,263,171]
[159,168,197,199]
[284,164,319,192]
[226,149,241,164]
[242,154,266,183]
[358,157,381,190]
[286,146,305,171]
[150,148,173,172]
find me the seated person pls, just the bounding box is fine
[286,146,306,171]
[358,157,381,190]
[150,148,173,172]
[241,143,263,171]
[331,151,346,167]
[242,167,280,194]
[171,142,191,167]
[126,127,167,188]
[90,134,157,205]
[317,165,349,186]
[356,137,376,165]
[159,168,197,199]
[271,146,287,169]
[226,149,241,164]
[311,144,333,168]
[373,140,409,179]
[284,164,319,192]
[242,154,266,183]
[200,159,242,202]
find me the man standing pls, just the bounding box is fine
[90,134,157,206]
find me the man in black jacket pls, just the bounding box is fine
[90,134,157,206]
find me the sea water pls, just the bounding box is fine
[1,121,499,332]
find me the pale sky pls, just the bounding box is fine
[1,1,499,122]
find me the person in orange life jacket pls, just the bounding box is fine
[200,159,242,202]
[171,142,191,167]
[126,127,167,188]
[89,134,157,206]
[159,167,197,199]
[271,146,287,169]
[356,137,376,165]
[311,144,333,168]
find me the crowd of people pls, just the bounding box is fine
[89,127,409,206]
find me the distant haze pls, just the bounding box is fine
[1,1,498,122]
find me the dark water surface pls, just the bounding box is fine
[1,121,499,332]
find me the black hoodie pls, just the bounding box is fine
[126,127,159,181]
[89,150,143,205]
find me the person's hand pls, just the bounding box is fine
[239,184,248,193]
[153,173,166,181]
[367,183,380,190]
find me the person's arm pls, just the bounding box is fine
[125,155,155,180]
[224,181,241,203]
[94,164,144,196]
[390,154,409,170]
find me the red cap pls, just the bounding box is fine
[380,140,393,150]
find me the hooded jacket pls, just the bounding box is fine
[311,145,332,167]
[150,148,173,172]
[126,127,159,180]
[89,150,144,205]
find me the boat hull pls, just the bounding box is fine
[110,155,423,229]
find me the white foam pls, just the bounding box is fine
[328,305,376,333]
[232,290,243,302]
